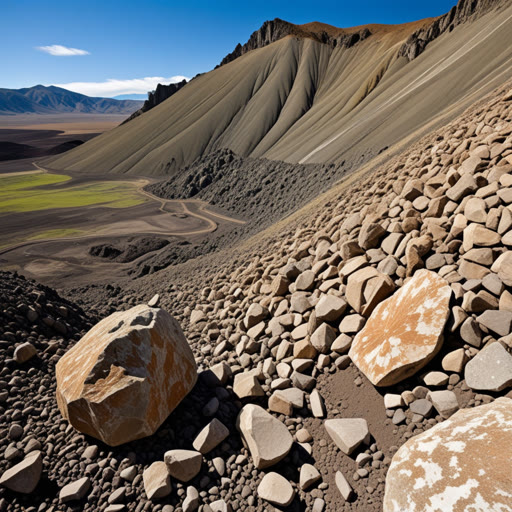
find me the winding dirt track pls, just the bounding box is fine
[0,163,246,256]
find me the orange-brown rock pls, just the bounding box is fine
[56,305,197,446]
[384,398,512,512]
[348,270,451,386]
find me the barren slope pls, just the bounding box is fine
[47,1,512,179]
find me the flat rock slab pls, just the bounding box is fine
[324,418,370,456]
[237,404,293,469]
[349,270,451,386]
[465,342,512,392]
[384,398,512,512]
[56,305,197,446]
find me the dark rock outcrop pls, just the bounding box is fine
[399,0,505,61]
[123,80,187,123]
[217,18,371,68]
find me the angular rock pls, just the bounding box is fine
[384,398,512,512]
[358,222,386,250]
[164,450,202,482]
[442,348,468,373]
[409,398,433,417]
[233,372,264,399]
[183,486,199,512]
[335,471,354,501]
[492,251,512,286]
[465,342,512,392]
[463,223,501,251]
[349,270,451,386]
[0,450,42,493]
[315,295,347,322]
[299,463,321,490]
[428,390,459,418]
[143,462,171,500]
[324,418,370,456]
[245,303,268,329]
[192,418,229,454]
[237,404,293,469]
[56,305,197,446]
[310,389,326,418]
[310,323,337,354]
[476,310,512,337]
[257,472,295,507]
[346,267,395,317]
[60,477,91,503]
[446,174,477,201]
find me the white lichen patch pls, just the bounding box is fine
[349,269,452,386]
[383,398,512,512]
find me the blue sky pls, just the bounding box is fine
[2,0,456,98]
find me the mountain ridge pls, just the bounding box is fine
[46,0,512,177]
[0,85,143,116]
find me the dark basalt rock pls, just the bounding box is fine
[122,80,187,123]
[399,0,505,61]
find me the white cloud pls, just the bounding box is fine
[36,45,90,56]
[51,76,189,98]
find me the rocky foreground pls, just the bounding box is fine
[3,83,512,511]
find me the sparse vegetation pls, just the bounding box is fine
[0,172,145,213]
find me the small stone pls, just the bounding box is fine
[0,451,42,493]
[465,342,512,391]
[164,450,202,482]
[300,464,321,490]
[59,476,91,503]
[237,404,293,469]
[310,323,337,354]
[476,310,512,337]
[13,342,37,363]
[428,390,459,419]
[310,389,326,418]
[409,399,432,417]
[192,419,229,454]
[335,471,354,501]
[143,462,171,500]
[423,371,449,387]
[233,372,264,399]
[258,472,295,507]
[315,295,347,322]
[183,486,199,512]
[442,349,468,373]
[325,418,370,456]
[384,394,404,409]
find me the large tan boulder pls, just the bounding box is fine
[56,305,197,446]
[349,270,451,386]
[384,398,512,512]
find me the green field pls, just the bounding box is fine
[0,172,145,213]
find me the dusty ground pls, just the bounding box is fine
[0,114,127,133]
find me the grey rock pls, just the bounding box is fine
[465,342,512,391]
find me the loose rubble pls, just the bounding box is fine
[3,82,512,511]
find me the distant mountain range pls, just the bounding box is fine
[0,85,143,116]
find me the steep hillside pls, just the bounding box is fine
[12,80,512,512]
[46,0,512,178]
[0,85,142,116]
